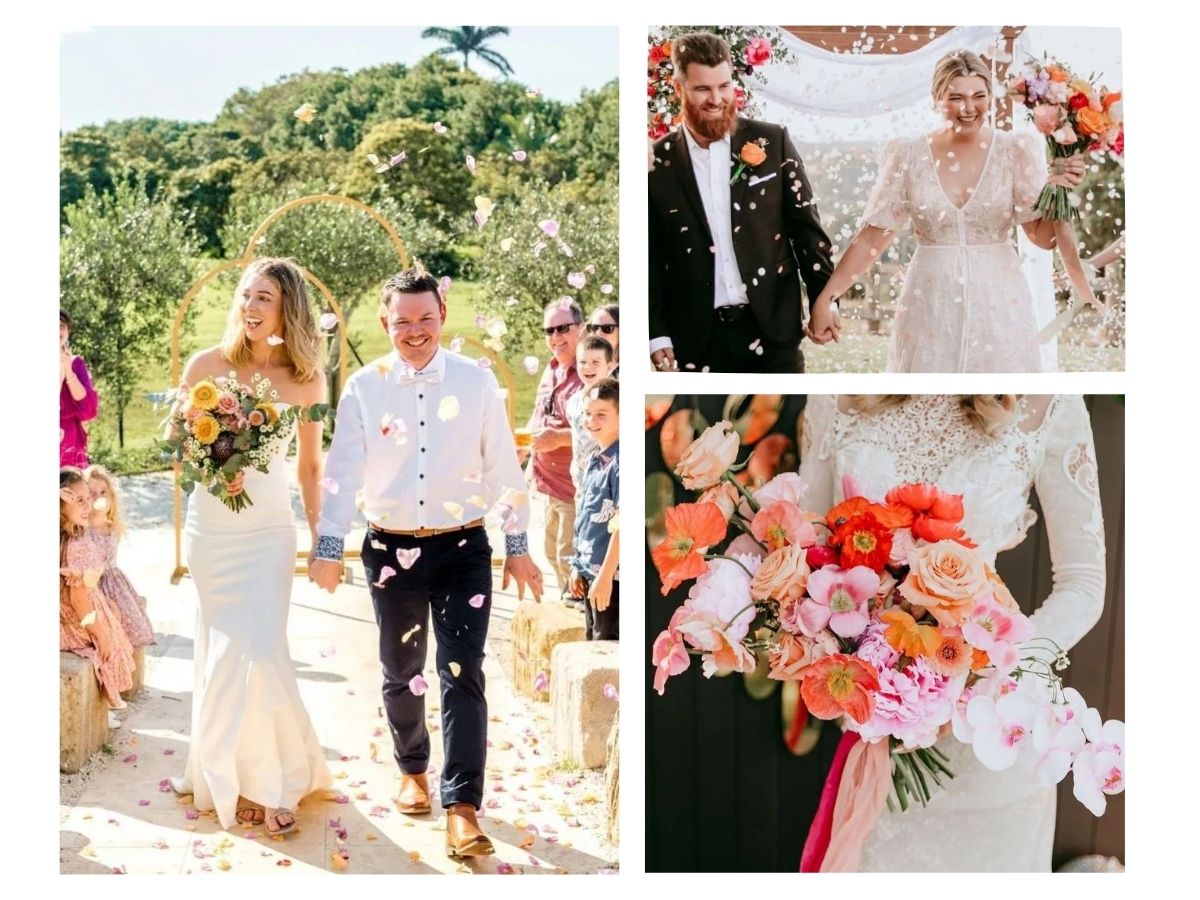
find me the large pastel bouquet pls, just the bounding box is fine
[650,421,1124,845]
[159,373,332,512]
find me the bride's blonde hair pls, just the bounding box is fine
[931,50,993,100]
[848,395,1018,436]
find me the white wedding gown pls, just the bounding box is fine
[800,394,1106,872]
[863,130,1051,373]
[173,412,331,828]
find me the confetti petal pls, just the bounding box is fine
[370,539,387,551]
[293,103,317,123]
[396,548,421,570]
[466,155,476,173]
[371,565,396,588]
[438,276,452,299]
[469,593,486,608]
[449,662,462,678]
[266,335,284,346]
[123,754,137,764]
[533,672,548,693]
[567,272,586,290]
[603,684,619,702]
[409,675,429,696]
[320,477,339,495]
[366,153,380,166]
[476,356,493,369]
[449,336,464,353]
[320,645,337,658]
[437,396,460,422]
[499,237,515,252]
[401,624,421,643]
[497,862,516,874]
[600,283,614,295]
[319,313,338,331]
[139,799,150,807]
[444,501,464,520]
[505,297,519,307]
[537,219,559,237]
[389,152,407,167]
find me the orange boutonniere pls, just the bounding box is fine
[730,137,768,184]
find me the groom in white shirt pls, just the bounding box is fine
[309,269,543,858]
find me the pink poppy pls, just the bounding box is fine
[961,596,1032,651]
[651,607,692,695]
[750,501,817,551]
[797,565,879,639]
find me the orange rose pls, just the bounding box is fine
[1075,107,1108,137]
[1046,65,1070,83]
[697,481,740,523]
[750,546,811,603]
[768,632,834,682]
[898,540,989,628]
[740,141,767,167]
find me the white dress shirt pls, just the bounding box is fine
[649,126,750,354]
[316,347,530,553]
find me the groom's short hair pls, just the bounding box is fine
[671,32,731,81]
[380,269,443,309]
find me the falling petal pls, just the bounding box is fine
[468,594,486,608]
[123,754,137,764]
[437,396,460,422]
[370,539,387,551]
[163,748,175,755]
[466,155,476,172]
[401,624,421,643]
[512,149,527,162]
[139,799,150,807]
[449,335,464,353]
[477,356,493,369]
[293,103,317,123]
[320,477,339,495]
[80,611,97,628]
[458,539,468,547]
[603,684,619,702]
[533,240,548,257]
[396,548,421,570]
[319,645,337,658]
[409,675,429,696]
[319,313,338,331]
[600,284,614,295]
[371,566,396,588]
[466,495,488,508]
[533,672,549,693]
[266,335,284,346]
[497,862,516,874]
[438,276,452,299]
[366,153,380,166]
[449,662,462,678]
[434,121,448,134]
[538,219,560,237]
[389,152,407,167]
[500,237,515,252]
[444,501,465,520]
[567,272,586,290]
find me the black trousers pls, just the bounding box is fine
[581,574,619,641]
[360,526,492,810]
[692,308,805,373]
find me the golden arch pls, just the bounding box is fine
[169,194,517,582]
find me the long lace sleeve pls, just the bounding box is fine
[1027,395,1106,655]
[860,138,911,233]
[800,395,837,513]
[1009,130,1049,225]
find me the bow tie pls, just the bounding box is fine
[395,369,441,386]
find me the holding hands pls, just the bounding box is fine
[805,299,843,345]
[650,348,678,372]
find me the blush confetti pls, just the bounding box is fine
[567,272,586,290]
[408,675,429,696]
[318,312,338,331]
[468,594,486,608]
[396,548,421,570]
[320,477,339,495]
[512,149,527,162]
[266,335,284,346]
[537,219,560,237]
[372,566,396,588]
[437,396,460,422]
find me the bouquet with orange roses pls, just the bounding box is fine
[650,421,1124,868]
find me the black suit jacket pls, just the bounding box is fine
[648,118,834,366]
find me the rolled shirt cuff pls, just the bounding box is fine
[504,532,529,557]
[315,535,345,562]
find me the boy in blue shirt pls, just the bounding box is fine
[568,377,619,640]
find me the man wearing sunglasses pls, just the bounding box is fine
[520,299,585,607]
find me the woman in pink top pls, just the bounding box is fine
[60,311,99,467]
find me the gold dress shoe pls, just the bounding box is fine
[445,803,494,858]
[395,773,432,815]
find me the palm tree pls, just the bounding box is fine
[420,26,515,76]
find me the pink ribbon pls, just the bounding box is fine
[800,733,892,872]
[800,730,857,872]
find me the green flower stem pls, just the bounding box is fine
[722,472,761,514]
[703,553,755,579]
[906,754,931,805]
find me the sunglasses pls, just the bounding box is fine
[585,323,618,335]
[543,322,580,336]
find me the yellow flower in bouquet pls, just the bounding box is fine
[193,414,220,445]
[190,380,220,411]
[255,403,279,427]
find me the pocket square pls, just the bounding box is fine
[747,172,777,188]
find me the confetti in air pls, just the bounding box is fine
[523,356,540,375]
[373,566,396,587]
[437,396,460,422]
[320,477,339,495]
[396,548,421,570]
[293,103,317,123]
[266,335,284,346]
[408,675,428,696]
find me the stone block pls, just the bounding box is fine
[605,717,619,846]
[60,651,108,773]
[550,641,618,769]
[510,602,585,701]
[121,646,146,701]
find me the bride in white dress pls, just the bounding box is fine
[169,258,331,834]
[800,394,1106,871]
[806,51,1088,373]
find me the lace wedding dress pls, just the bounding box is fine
[172,410,331,828]
[800,394,1106,871]
[863,130,1050,373]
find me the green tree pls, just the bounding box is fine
[60,129,117,218]
[59,180,201,447]
[169,157,247,256]
[421,26,515,75]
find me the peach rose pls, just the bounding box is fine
[750,546,811,603]
[675,420,739,490]
[1075,106,1108,138]
[768,632,835,682]
[898,540,989,628]
[698,481,740,523]
[740,141,767,167]
[1032,104,1061,135]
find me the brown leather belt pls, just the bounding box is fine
[369,518,484,538]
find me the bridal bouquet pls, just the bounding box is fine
[159,373,332,512]
[650,421,1125,832]
[1008,56,1123,222]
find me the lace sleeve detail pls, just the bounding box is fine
[860,138,911,233]
[799,395,837,513]
[1026,395,1105,655]
[1008,130,1049,225]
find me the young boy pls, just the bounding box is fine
[566,335,615,491]
[568,377,619,641]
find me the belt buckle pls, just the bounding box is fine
[414,526,433,538]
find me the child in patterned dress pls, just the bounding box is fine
[84,465,156,649]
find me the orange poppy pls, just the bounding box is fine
[927,633,973,678]
[884,483,975,547]
[879,609,942,659]
[801,654,880,725]
[826,496,910,531]
[650,502,728,595]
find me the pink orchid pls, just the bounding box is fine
[1072,740,1125,816]
[750,501,817,551]
[651,607,692,695]
[961,596,1033,651]
[798,565,879,639]
[966,689,1044,770]
[1031,700,1086,787]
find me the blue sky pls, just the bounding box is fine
[60,26,618,131]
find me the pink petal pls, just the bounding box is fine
[390,152,407,167]
[477,356,493,368]
[434,122,448,134]
[138,799,150,806]
[449,336,464,353]
[567,272,586,290]
[266,335,284,346]
[466,155,476,172]
[468,594,486,608]
[603,684,619,702]
[158,778,172,792]
[497,863,516,874]
[600,283,614,294]
[438,276,452,298]
[533,672,549,693]
[319,312,339,331]
[829,609,870,639]
[373,565,397,587]
[512,150,527,162]
[396,548,421,570]
[796,599,832,637]
[409,675,429,696]
[522,356,539,375]
[843,565,883,600]
[163,748,175,756]
[123,754,137,764]
[320,477,339,495]
[538,219,560,237]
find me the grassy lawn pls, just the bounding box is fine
[87,276,543,474]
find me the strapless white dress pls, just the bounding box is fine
[172,411,331,827]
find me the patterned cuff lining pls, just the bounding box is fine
[504,532,529,557]
[315,535,345,561]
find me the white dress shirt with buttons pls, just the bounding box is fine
[649,126,750,354]
[315,347,530,555]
